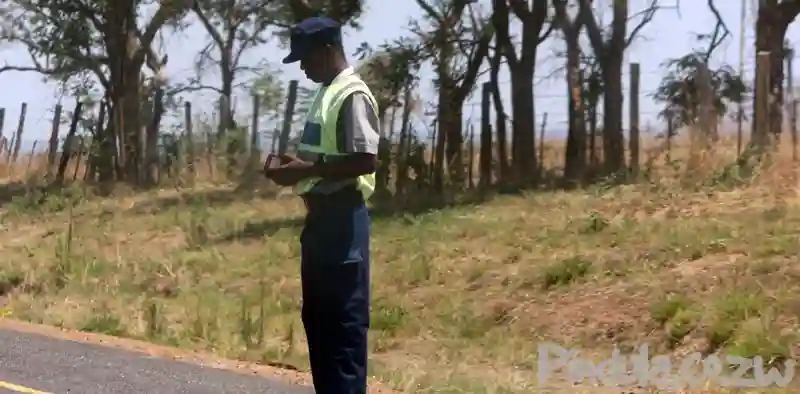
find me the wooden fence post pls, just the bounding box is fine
[206,130,215,180]
[666,116,674,164]
[48,104,62,173]
[0,108,5,151]
[25,142,37,178]
[184,101,195,182]
[538,112,547,179]
[395,84,413,195]
[56,101,83,183]
[629,63,640,179]
[479,82,492,189]
[467,125,474,189]
[793,99,798,161]
[278,80,299,155]
[788,50,797,161]
[250,94,261,159]
[72,138,86,181]
[11,102,27,163]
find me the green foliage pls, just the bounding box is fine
[650,294,693,325]
[541,256,592,289]
[249,67,286,118]
[356,38,425,114]
[5,183,88,215]
[0,0,191,93]
[653,51,749,130]
[287,0,364,26]
[176,0,285,98]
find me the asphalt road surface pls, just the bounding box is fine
[0,328,313,393]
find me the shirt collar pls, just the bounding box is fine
[324,66,354,86]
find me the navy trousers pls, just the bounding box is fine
[300,189,370,394]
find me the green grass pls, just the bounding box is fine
[1,179,799,393]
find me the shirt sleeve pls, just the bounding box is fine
[335,92,380,154]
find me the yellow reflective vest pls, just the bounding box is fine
[293,67,378,201]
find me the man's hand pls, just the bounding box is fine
[264,154,315,186]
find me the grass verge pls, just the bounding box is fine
[1,174,799,393]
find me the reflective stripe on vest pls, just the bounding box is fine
[293,70,378,201]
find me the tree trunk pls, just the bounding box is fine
[432,25,453,193]
[88,100,114,183]
[510,69,536,183]
[144,88,164,186]
[101,0,181,185]
[588,101,598,168]
[105,4,146,184]
[374,107,392,198]
[220,64,236,132]
[479,82,493,189]
[496,0,545,187]
[433,80,448,192]
[443,116,464,186]
[490,53,509,182]
[601,57,625,175]
[440,89,465,187]
[579,0,628,177]
[121,65,144,182]
[219,57,243,176]
[753,3,797,142]
[563,35,586,183]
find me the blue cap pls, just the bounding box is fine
[282,16,342,64]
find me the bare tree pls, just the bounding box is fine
[0,0,192,183]
[492,0,553,184]
[189,0,282,133]
[355,39,424,196]
[415,0,493,191]
[553,0,587,183]
[487,41,510,182]
[579,0,659,176]
[750,0,800,144]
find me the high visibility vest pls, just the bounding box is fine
[293,68,378,201]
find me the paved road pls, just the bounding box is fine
[0,328,313,393]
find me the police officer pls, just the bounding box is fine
[264,15,379,394]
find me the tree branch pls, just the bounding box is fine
[170,83,224,95]
[701,0,730,62]
[509,0,549,66]
[455,14,494,102]
[625,0,660,47]
[136,0,192,64]
[415,0,445,25]
[539,20,556,44]
[579,0,605,55]
[192,2,225,48]
[552,0,584,41]
[491,0,518,66]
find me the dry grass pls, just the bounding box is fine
[0,132,799,393]
[0,144,255,185]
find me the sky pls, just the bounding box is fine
[0,0,797,151]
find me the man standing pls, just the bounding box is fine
[264,15,380,394]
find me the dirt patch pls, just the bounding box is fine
[671,253,746,278]
[519,285,652,346]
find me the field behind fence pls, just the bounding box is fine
[0,58,797,190]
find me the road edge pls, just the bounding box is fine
[0,318,311,386]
